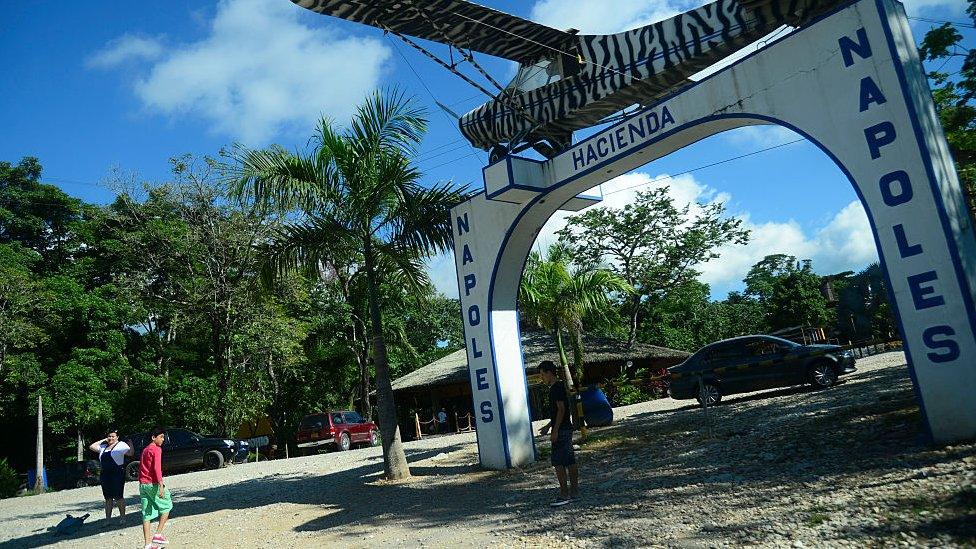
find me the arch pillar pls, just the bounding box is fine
[452,0,976,469]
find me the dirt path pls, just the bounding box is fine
[1,352,973,548]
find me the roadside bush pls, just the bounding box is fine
[0,458,19,499]
[607,374,655,406]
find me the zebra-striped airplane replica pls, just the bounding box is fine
[292,0,844,160]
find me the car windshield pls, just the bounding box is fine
[345,411,365,424]
[299,414,327,430]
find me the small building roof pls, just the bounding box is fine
[391,331,689,392]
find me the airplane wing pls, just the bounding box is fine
[291,0,574,63]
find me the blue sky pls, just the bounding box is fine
[1,0,971,298]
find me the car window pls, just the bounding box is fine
[167,429,193,446]
[707,344,747,363]
[299,414,327,430]
[331,413,345,425]
[344,411,365,424]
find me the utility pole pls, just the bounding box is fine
[34,395,44,494]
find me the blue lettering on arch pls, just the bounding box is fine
[475,368,489,390]
[462,244,474,265]
[661,105,675,127]
[468,305,481,326]
[470,337,483,358]
[463,273,477,296]
[923,325,960,363]
[573,149,585,171]
[839,27,872,68]
[880,170,913,206]
[865,121,896,159]
[480,401,494,423]
[859,76,887,112]
[893,224,923,258]
[908,271,945,310]
[456,212,470,236]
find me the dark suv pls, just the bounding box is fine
[668,335,856,406]
[124,428,249,480]
[296,411,379,454]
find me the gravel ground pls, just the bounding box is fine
[1,351,973,548]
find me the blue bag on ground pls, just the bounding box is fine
[54,513,89,535]
[581,386,613,426]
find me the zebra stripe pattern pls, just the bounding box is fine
[458,0,846,153]
[290,0,574,63]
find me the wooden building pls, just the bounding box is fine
[391,331,689,438]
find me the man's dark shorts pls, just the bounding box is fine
[550,428,576,467]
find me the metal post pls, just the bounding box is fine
[697,374,712,439]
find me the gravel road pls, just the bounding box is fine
[1,351,973,548]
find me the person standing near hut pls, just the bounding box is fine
[89,429,133,524]
[537,360,579,506]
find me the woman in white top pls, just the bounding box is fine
[89,429,133,523]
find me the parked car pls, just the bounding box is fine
[124,428,249,481]
[296,410,379,454]
[668,335,856,406]
[20,460,101,492]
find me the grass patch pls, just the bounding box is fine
[805,512,829,527]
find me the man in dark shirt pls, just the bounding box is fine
[537,360,578,506]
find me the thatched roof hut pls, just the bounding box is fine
[392,331,689,393]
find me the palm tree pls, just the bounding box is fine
[225,90,468,480]
[519,243,634,395]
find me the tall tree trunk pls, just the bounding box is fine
[555,329,575,395]
[76,428,84,462]
[364,241,410,480]
[626,294,641,347]
[570,328,585,390]
[34,396,44,494]
[214,313,230,437]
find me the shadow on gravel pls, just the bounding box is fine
[0,444,475,549]
[5,359,972,548]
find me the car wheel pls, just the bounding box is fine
[809,362,838,388]
[696,383,721,407]
[125,461,140,481]
[338,432,351,452]
[369,430,379,447]
[203,450,225,470]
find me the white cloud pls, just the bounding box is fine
[902,0,967,16]
[529,0,703,34]
[722,125,801,148]
[428,172,877,300]
[86,35,165,69]
[90,0,391,144]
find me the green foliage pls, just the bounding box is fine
[918,6,976,221]
[224,90,469,478]
[609,373,655,406]
[744,254,832,331]
[0,458,18,499]
[556,187,749,344]
[520,243,634,385]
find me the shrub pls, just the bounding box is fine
[0,458,20,499]
[607,373,656,406]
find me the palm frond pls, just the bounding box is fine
[223,143,334,213]
[350,88,428,156]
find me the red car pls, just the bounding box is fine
[296,410,379,454]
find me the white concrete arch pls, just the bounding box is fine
[452,0,976,470]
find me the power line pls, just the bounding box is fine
[386,35,483,165]
[907,16,976,29]
[604,137,805,196]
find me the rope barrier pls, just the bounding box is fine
[456,412,476,433]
